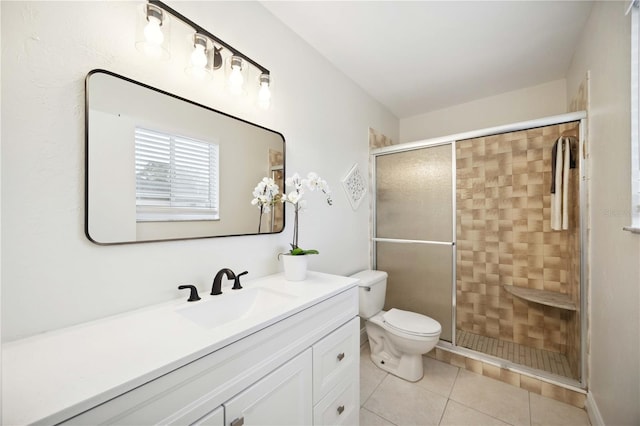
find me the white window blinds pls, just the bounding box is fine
[135,127,220,222]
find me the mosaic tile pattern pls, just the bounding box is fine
[456,329,575,379]
[455,123,581,368]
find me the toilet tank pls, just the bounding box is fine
[350,270,388,319]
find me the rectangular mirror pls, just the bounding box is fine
[85,69,285,244]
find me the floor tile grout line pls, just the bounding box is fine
[437,398,452,425]
[444,395,518,426]
[361,350,589,426]
[447,365,462,400]
[449,369,529,425]
[361,406,397,426]
[360,368,388,409]
[359,343,389,410]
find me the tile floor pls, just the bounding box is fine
[456,329,576,380]
[359,344,590,426]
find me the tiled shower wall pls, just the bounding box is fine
[456,122,581,377]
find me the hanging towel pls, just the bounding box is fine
[562,138,570,229]
[550,137,572,231]
[551,139,564,230]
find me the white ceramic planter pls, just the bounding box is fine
[282,254,308,281]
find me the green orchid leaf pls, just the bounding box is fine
[289,248,319,256]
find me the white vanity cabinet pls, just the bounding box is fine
[312,317,360,425]
[50,275,359,426]
[190,349,312,426]
[221,349,313,426]
[191,317,360,426]
[191,407,224,426]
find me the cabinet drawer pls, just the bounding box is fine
[224,349,312,426]
[313,373,358,426]
[192,406,224,426]
[312,317,359,403]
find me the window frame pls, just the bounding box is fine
[134,127,220,222]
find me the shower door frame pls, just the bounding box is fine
[371,111,588,388]
[371,140,458,344]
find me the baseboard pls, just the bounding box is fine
[585,391,604,426]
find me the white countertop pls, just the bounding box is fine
[2,271,358,425]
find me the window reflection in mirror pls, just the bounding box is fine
[85,70,285,244]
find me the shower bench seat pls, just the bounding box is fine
[503,285,577,311]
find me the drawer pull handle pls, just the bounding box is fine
[337,352,345,361]
[230,417,245,426]
[337,405,345,415]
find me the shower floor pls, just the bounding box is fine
[456,329,576,380]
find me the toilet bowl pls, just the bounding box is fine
[352,270,441,382]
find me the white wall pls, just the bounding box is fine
[399,79,567,142]
[0,1,398,341]
[566,2,640,425]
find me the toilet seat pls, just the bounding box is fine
[382,308,441,337]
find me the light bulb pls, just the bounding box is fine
[258,74,271,109]
[143,16,164,46]
[190,44,207,69]
[185,34,211,80]
[228,57,244,95]
[136,4,169,60]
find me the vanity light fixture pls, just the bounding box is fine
[258,73,271,109]
[227,56,245,95]
[136,3,170,60]
[185,33,212,80]
[138,1,272,108]
[143,5,164,45]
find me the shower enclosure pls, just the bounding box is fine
[372,112,586,387]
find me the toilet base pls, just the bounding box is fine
[364,311,440,382]
[369,347,424,382]
[365,319,428,382]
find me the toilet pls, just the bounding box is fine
[352,269,441,382]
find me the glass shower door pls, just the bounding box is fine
[374,143,454,342]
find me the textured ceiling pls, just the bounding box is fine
[261,1,594,118]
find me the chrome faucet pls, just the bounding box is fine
[211,268,236,295]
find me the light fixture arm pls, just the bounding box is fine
[148,0,270,76]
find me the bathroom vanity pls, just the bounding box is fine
[2,272,359,425]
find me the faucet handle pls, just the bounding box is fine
[178,285,201,302]
[232,271,248,290]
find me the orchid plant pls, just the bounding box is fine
[251,177,281,233]
[281,172,333,255]
[251,172,332,255]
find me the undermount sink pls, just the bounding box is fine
[176,287,297,329]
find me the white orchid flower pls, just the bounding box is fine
[301,172,333,205]
[285,173,304,190]
[251,177,280,208]
[251,176,282,233]
[285,190,302,204]
[257,171,333,249]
